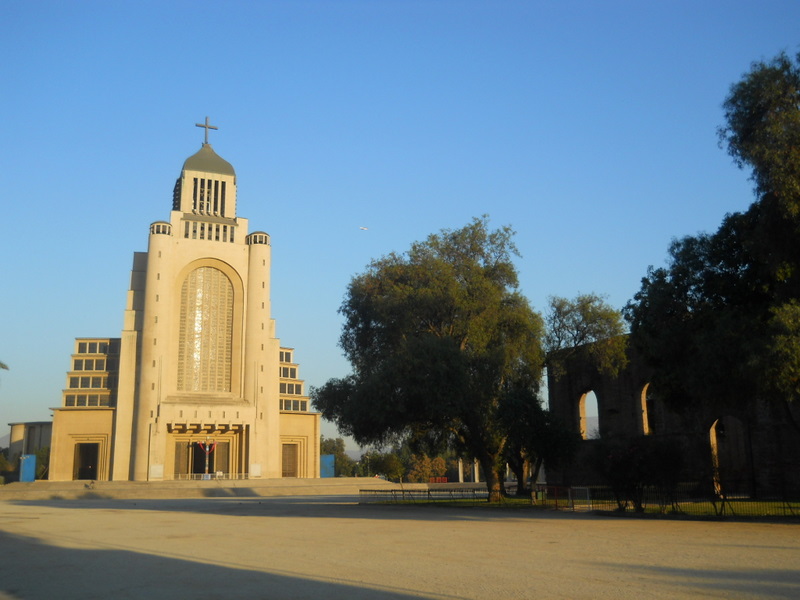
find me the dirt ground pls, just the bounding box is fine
[0,496,798,599]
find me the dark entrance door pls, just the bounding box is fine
[174,442,189,478]
[214,442,229,477]
[282,444,298,478]
[74,443,99,480]
[192,442,215,477]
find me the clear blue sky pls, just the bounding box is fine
[2,1,798,445]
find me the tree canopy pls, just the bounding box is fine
[312,216,546,501]
[544,293,628,380]
[626,51,800,434]
[624,220,765,414]
[718,51,800,210]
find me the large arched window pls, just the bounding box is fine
[177,266,233,392]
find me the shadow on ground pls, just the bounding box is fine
[2,495,590,523]
[591,561,800,600]
[0,529,454,600]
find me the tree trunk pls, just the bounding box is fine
[506,452,527,496]
[479,454,503,502]
[514,463,527,497]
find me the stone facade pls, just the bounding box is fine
[546,339,800,496]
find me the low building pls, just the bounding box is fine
[7,422,52,466]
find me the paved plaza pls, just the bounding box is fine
[0,492,799,599]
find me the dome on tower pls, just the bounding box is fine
[182,144,235,177]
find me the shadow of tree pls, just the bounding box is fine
[0,529,451,600]
[591,561,800,600]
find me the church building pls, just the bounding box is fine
[48,120,320,481]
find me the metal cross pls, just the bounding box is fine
[195,116,218,144]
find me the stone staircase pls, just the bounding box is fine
[0,477,402,501]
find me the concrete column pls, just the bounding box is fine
[132,230,170,480]
[244,235,280,477]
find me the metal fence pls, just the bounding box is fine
[361,483,800,518]
[173,473,250,481]
[360,487,489,504]
[533,483,800,518]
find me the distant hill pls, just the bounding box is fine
[0,433,9,449]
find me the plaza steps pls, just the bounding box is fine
[0,476,408,501]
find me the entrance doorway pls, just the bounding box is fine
[73,443,99,480]
[282,443,298,477]
[174,440,232,479]
[192,442,215,476]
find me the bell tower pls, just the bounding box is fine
[113,118,281,481]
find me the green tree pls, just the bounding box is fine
[372,451,406,482]
[716,51,800,306]
[320,436,357,477]
[357,449,406,481]
[354,450,373,477]
[625,220,766,416]
[544,293,628,380]
[764,301,800,405]
[626,51,800,434]
[591,436,685,513]
[501,384,579,495]
[312,217,545,502]
[718,51,800,210]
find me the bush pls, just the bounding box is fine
[593,436,684,512]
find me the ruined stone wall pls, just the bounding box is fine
[545,340,800,495]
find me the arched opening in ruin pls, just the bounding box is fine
[579,391,600,440]
[709,416,753,497]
